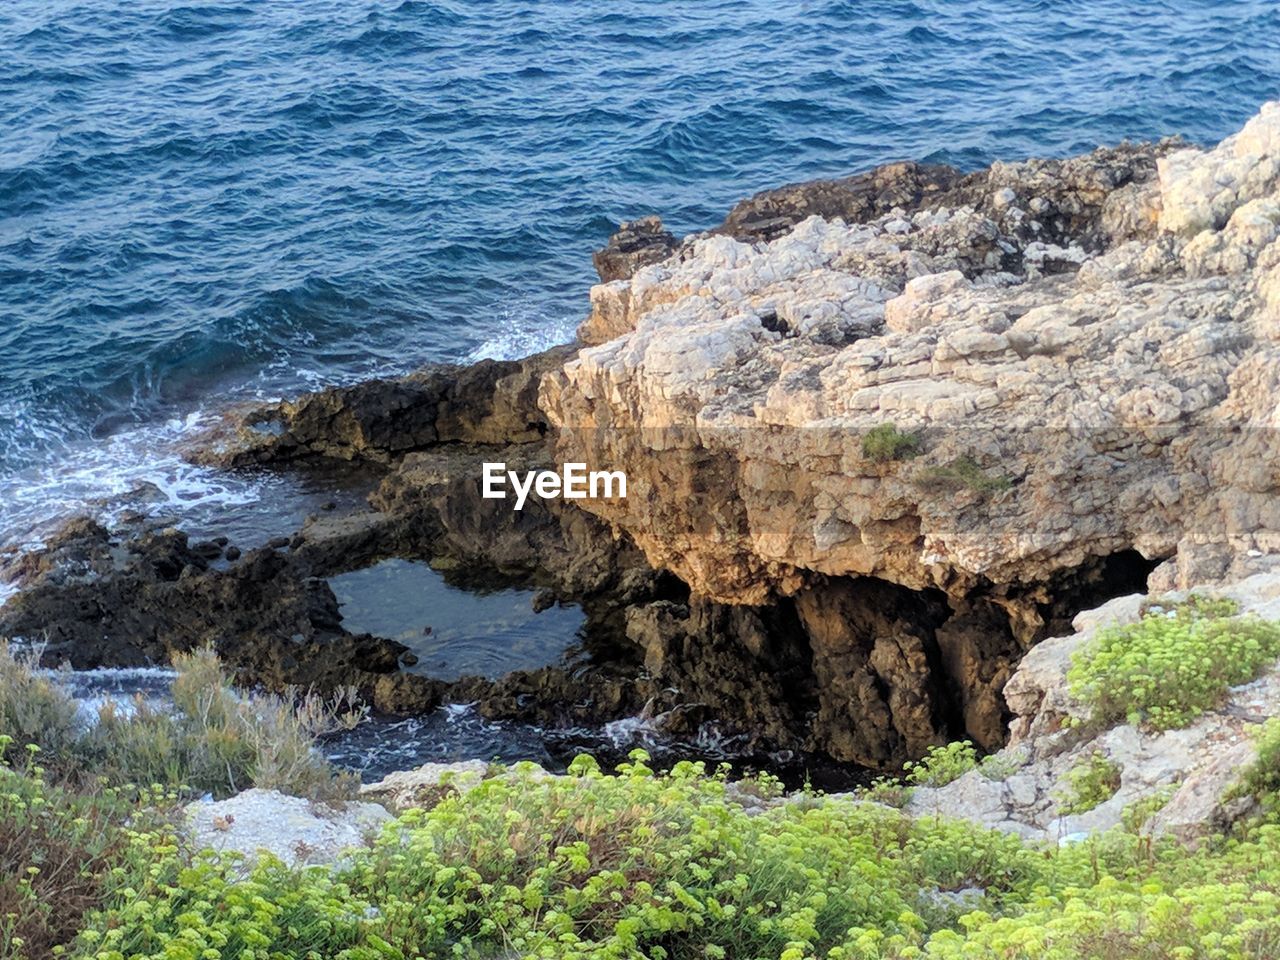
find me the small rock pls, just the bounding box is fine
[190,540,225,561]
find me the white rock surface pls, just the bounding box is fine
[360,759,554,812]
[359,759,491,811]
[185,788,391,867]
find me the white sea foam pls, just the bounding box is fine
[466,303,578,363]
[35,666,178,723]
[0,408,266,548]
[48,666,178,682]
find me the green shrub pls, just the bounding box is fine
[862,423,922,462]
[1056,751,1123,816]
[70,753,1068,960]
[65,753,1280,960]
[860,774,914,808]
[1234,717,1280,822]
[904,741,979,787]
[915,456,1012,494]
[977,749,1028,782]
[1143,594,1240,621]
[1068,597,1280,731]
[1121,786,1177,833]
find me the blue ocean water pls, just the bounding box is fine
[1,0,1278,547]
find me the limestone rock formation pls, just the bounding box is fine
[513,103,1280,764]
[549,124,1280,605]
[11,105,1280,774]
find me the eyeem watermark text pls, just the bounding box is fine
[482,462,626,511]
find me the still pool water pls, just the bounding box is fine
[328,558,586,681]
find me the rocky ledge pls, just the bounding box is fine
[541,101,1280,760]
[6,103,1280,774]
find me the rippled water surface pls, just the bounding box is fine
[2,0,1279,543]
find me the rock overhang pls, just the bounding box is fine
[541,100,1280,606]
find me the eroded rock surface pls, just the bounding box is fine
[185,789,391,867]
[548,101,1280,618]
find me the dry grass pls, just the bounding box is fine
[0,643,363,801]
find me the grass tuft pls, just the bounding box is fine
[0,643,361,801]
[915,455,1012,494]
[862,423,922,462]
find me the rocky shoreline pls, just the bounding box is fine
[5,103,1280,776]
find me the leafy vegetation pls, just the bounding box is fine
[904,740,980,787]
[0,729,1277,959]
[7,643,1280,958]
[977,749,1027,782]
[1121,786,1176,834]
[1233,717,1280,821]
[0,642,360,800]
[861,423,921,463]
[1067,597,1280,731]
[915,456,1012,494]
[44,753,1280,960]
[859,775,914,809]
[1056,751,1123,816]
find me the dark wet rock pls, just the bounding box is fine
[190,540,226,561]
[592,215,679,283]
[795,578,954,767]
[450,665,654,728]
[531,588,556,613]
[370,673,445,714]
[192,345,576,469]
[0,517,407,695]
[715,161,966,244]
[1,516,117,586]
[625,598,817,756]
